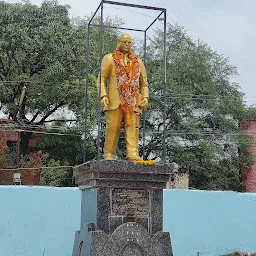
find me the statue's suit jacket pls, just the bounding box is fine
[97,53,149,113]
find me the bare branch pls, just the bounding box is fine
[43,119,77,123]
[36,102,65,125]
[30,111,40,122]
[18,85,27,120]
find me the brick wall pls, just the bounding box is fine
[0,168,40,185]
[240,119,256,192]
[0,119,42,185]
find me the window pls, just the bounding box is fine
[6,141,17,166]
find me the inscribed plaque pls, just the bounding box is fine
[111,188,149,216]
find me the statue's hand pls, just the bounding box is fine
[140,97,148,109]
[101,96,109,108]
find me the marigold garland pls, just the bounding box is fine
[112,48,140,115]
[131,159,156,165]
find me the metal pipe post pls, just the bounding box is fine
[142,30,147,160]
[83,23,91,163]
[162,10,167,163]
[90,24,144,32]
[145,11,164,32]
[103,0,165,11]
[88,2,102,24]
[96,2,104,160]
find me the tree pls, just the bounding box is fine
[40,157,73,187]
[0,1,119,182]
[0,1,81,153]
[143,24,254,191]
[1,1,254,190]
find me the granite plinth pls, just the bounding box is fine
[74,160,175,175]
[72,160,173,256]
[74,160,176,189]
[78,187,163,235]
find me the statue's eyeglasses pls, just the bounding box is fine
[120,41,132,45]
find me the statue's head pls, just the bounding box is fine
[117,34,132,53]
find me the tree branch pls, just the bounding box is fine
[36,102,65,125]
[144,136,162,160]
[18,84,27,122]
[42,119,77,123]
[30,111,40,122]
[157,103,176,131]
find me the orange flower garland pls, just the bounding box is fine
[132,159,156,165]
[112,48,140,115]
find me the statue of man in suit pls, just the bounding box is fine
[98,34,149,160]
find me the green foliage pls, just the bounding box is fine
[143,24,255,191]
[40,158,73,187]
[35,124,97,165]
[0,135,4,168]
[0,0,119,125]
[0,0,85,122]
[1,1,255,190]
[0,1,119,187]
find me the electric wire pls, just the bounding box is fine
[1,123,256,138]
[0,80,255,101]
[0,127,82,137]
[0,165,74,171]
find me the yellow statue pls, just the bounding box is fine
[97,34,149,161]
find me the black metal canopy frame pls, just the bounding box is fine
[83,0,167,163]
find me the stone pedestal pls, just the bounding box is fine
[72,160,176,256]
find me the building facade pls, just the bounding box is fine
[240,119,256,192]
[0,119,41,185]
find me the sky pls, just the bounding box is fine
[5,0,256,105]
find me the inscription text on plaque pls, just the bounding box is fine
[111,188,150,216]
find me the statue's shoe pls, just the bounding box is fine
[126,155,142,161]
[104,154,115,160]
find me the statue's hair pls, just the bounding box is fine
[117,34,132,42]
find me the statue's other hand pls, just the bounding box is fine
[101,96,109,108]
[140,97,148,109]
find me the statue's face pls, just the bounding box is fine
[117,35,132,54]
